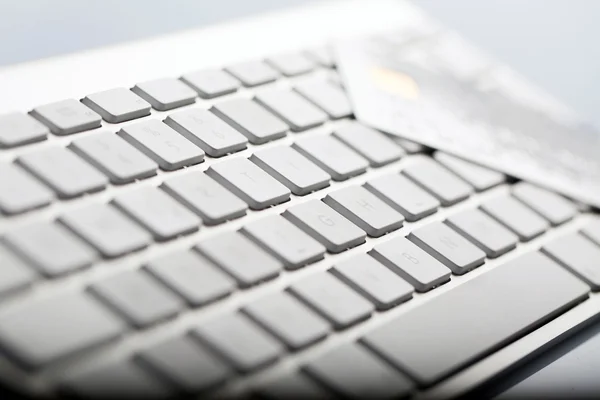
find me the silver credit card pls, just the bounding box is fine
[336,32,600,208]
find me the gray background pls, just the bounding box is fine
[0,0,598,125]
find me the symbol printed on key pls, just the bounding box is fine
[440,235,458,250]
[318,214,335,227]
[402,252,420,264]
[356,198,374,211]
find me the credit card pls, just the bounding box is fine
[336,32,600,208]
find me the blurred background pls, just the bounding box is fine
[0,0,598,125]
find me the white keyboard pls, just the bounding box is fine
[1,5,600,399]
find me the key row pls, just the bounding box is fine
[6,220,598,398]
[0,49,336,148]
[0,119,406,214]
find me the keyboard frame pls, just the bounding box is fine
[0,0,599,398]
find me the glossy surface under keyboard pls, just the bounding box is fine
[1,44,600,399]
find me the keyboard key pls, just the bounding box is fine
[250,145,330,195]
[266,52,316,76]
[145,250,235,306]
[59,203,151,258]
[409,222,486,275]
[370,237,451,292]
[90,270,183,328]
[0,163,53,214]
[433,152,504,191]
[211,99,288,144]
[446,208,519,258]
[361,252,589,386]
[542,233,600,290]
[255,89,327,132]
[181,68,240,98]
[303,343,414,399]
[5,222,96,277]
[0,244,36,297]
[288,272,374,329]
[0,293,124,369]
[164,108,247,157]
[480,195,550,241]
[61,359,172,399]
[403,158,473,206]
[256,373,333,399]
[283,199,366,253]
[118,120,204,171]
[391,136,427,154]
[0,112,48,147]
[132,78,196,111]
[17,147,108,198]
[305,47,335,68]
[195,231,282,287]
[581,219,600,246]
[224,60,280,87]
[113,186,201,241]
[295,79,351,119]
[293,135,368,181]
[137,336,230,393]
[512,182,577,226]
[192,313,282,373]
[81,88,151,123]
[161,171,247,225]
[365,174,440,221]
[333,122,405,167]
[70,132,158,184]
[30,99,101,135]
[323,186,404,237]
[207,157,290,210]
[242,214,326,269]
[331,254,413,310]
[242,292,330,350]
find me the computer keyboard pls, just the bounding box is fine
[0,42,599,400]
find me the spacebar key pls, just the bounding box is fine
[361,252,589,387]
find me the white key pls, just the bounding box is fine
[480,195,549,241]
[161,171,247,225]
[0,164,53,214]
[113,187,201,241]
[403,159,473,206]
[283,199,366,253]
[364,174,440,221]
[433,152,504,191]
[211,99,288,144]
[180,68,240,98]
[70,132,158,184]
[266,53,316,76]
[82,88,151,123]
[195,231,282,287]
[59,203,152,258]
[250,146,330,195]
[132,78,196,111]
[0,244,37,297]
[30,99,101,135]
[164,108,247,157]
[370,237,451,292]
[323,186,404,237]
[446,208,518,258]
[118,120,204,171]
[0,112,48,147]
[333,122,405,167]
[242,214,326,269]
[17,147,108,198]
[512,182,577,226]
[207,158,290,210]
[581,219,600,246]
[4,222,96,277]
[255,89,327,132]
[293,135,368,181]
[294,79,351,119]
[408,222,486,275]
[224,61,279,87]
